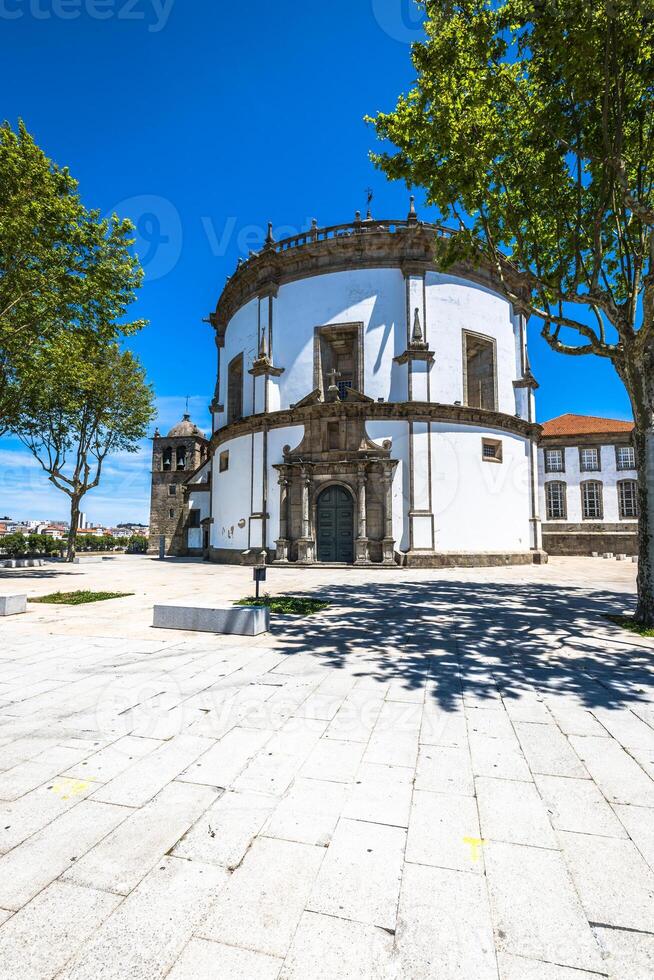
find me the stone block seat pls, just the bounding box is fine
[153,599,269,635]
[0,595,27,617]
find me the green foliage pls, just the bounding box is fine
[370,0,654,625]
[30,591,134,605]
[127,535,148,554]
[0,120,145,434]
[16,334,155,561]
[607,614,654,638]
[1,532,27,557]
[235,594,330,615]
[369,0,654,373]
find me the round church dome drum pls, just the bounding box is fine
[206,207,543,567]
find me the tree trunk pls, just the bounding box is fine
[634,424,654,626]
[620,347,654,627]
[66,494,82,563]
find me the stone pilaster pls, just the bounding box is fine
[355,463,369,564]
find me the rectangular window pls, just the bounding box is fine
[581,481,604,520]
[219,451,229,473]
[482,438,503,463]
[580,447,601,472]
[228,354,244,423]
[618,480,639,519]
[616,445,636,471]
[315,323,363,398]
[544,448,565,473]
[545,482,567,520]
[168,485,177,497]
[188,509,201,529]
[464,332,497,411]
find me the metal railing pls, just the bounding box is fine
[269,217,454,257]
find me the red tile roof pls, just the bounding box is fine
[541,414,634,437]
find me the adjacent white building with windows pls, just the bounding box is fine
[199,208,545,567]
[539,414,638,556]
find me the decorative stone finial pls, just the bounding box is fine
[259,330,267,359]
[263,221,275,250]
[355,210,362,223]
[412,307,424,344]
[408,195,418,223]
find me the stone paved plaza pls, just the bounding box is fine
[0,556,652,978]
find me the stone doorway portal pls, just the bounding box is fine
[316,485,354,563]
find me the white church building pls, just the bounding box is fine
[152,206,545,567]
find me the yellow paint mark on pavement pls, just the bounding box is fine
[463,837,487,862]
[50,778,93,801]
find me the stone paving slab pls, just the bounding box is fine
[0,556,652,978]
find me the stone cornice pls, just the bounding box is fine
[208,401,541,453]
[212,219,523,343]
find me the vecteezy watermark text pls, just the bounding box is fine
[0,0,175,32]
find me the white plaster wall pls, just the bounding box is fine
[538,444,638,524]
[217,267,523,422]
[265,425,305,550]
[431,425,531,551]
[425,272,520,414]
[273,269,407,407]
[215,297,259,429]
[366,421,411,551]
[210,433,252,551]
[187,490,210,549]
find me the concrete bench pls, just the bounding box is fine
[2,559,44,569]
[0,595,27,617]
[153,601,270,636]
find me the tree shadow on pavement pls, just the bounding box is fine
[269,578,653,713]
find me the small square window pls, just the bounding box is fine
[169,508,175,519]
[168,485,177,497]
[482,439,503,463]
[544,448,565,473]
[616,445,636,471]
[188,509,201,529]
[580,447,601,472]
[219,451,229,473]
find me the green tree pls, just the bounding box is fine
[370,0,654,625]
[17,333,155,562]
[0,120,145,434]
[127,534,148,554]
[2,532,27,558]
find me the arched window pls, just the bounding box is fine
[545,481,567,520]
[581,481,603,520]
[228,354,244,423]
[618,480,639,519]
[463,331,497,411]
[162,447,172,471]
[176,446,187,471]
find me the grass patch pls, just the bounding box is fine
[30,591,134,606]
[606,614,654,638]
[235,593,330,616]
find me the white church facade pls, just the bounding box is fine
[149,207,548,567]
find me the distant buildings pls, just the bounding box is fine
[0,519,149,541]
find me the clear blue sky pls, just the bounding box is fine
[0,0,632,525]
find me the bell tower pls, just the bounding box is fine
[148,413,208,555]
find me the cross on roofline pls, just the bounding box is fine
[326,368,342,389]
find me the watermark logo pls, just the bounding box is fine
[0,0,175,32]
[371,0,426,44]
[112,194,183,282]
